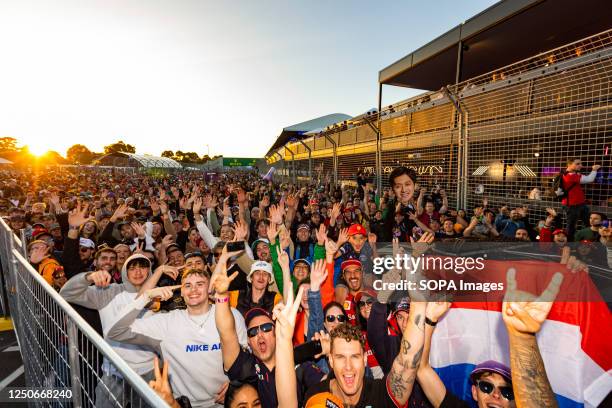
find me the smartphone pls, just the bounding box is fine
[293,340,323,364]
[226,241,245,252]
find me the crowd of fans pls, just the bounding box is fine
[0,158,609,407]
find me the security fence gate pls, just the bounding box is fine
[0,218,168,408]
[266,29,612,223]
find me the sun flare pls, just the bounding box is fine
[28,144,50,157]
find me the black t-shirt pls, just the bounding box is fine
[304,376,424,408]
[228,347,324,407]
[439,391,471,408]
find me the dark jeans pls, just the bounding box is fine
[563,204,590,241]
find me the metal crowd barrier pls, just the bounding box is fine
[0,218,168,407]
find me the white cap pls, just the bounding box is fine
[247,261,274,283]
[79,238,95,249]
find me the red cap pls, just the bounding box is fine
[347,223,366,237]
[309,199,319,206]
[341,259,362,271]
[552,229,567,236]
[354,289,376,303]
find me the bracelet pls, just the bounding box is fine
[425,317,437,327]
[216,296,229,304]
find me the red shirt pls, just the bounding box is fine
[343,293,358,326]
[418,210,440,226]
[561,173,586,206]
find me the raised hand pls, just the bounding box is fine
[315,224,328,246]
[309,259,328,291]
[110,203,129,223]
[130,222,147,240]
[233,220,248,242]
[367,232,377,246]
[410,231,434,258]
[146,285,181,301]
[311,330,331,359]
[269,204,284,225]
[192,196,203,215]
[236,189,247,205]
[426,301,452,324]
[222,200,231,218]
[148,358,179,408]
[285,194,298,210]
[259,195,270,209]
[272,285,305,344]
[337,228,349,247]
[69,201,93,228]
[331,203,341,220]
[150,197,160,214]
[86,270,112,288]
[267,221,279,244]
[209,254,239,296]
[560,246,588,274]
[324,238,338,261]
[502,268,563,336]
[275,245,290,272]
[29,245,48,264]
[159,200,169,215]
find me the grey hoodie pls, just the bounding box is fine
[60,253,157,375]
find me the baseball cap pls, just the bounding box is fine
[251,238,270,253]
[341,259,362,271]
[469,360,512,384]
[247,261,274,283]
[297,223,311,232]
[552,229,567,236]
[244,307,273,327]
[294,258,311,268]
[32,227,52,241]
[79,238,95,249]
[165,243,181,256]
[394,297,410,315]
[354,289,376,304]
[347,223,366,237]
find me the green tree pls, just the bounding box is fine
[161,150,174,158]
[0,137,18,152]
[103,140,136,154]
[66,144,94,164]
[180,152,200,163]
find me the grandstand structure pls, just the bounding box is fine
[265,0,612,221]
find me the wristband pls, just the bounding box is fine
[216,296,229,304]
[425,317,437,327]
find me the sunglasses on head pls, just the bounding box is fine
[247,322,274,338]
[358,298,373,307]
[477,380,514,401]
[325,314,346,323]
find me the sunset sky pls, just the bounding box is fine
[0,0,496,158]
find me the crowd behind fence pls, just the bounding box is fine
[265,29,612,224]
[0,217,168,408]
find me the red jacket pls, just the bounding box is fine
[561,173,586,206]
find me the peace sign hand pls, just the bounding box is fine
[148,357,179,408]
[273,285,305,344]
[502,268,563,336]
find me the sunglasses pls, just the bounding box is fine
[358,299,373,307]
[325,314,347,323]
[80,247,93,253]
[477,380,514,401]
[247,322,274,338]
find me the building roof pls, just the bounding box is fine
[266,113,352,157]
[379,0,612,90]
[96,152,182,168]
[0,157,13,164]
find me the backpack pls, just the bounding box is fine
[552,170,577,200]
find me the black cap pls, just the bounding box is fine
[244,307,273,327]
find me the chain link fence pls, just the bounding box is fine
[0,218,169,408]
[266,29,612,223]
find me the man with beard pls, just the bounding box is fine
[60,254,158,407]
[251,238,272,262]
[339,259,364,326]
[213,254,324,407]
[107,257,246,407]
[575,212,606,242]
[93,247,120,283]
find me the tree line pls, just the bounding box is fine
[0,137,219,165]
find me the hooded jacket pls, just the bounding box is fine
[59,253,156,376]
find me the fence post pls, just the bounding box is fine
[444,86,464,210]
[324,135,338,186]
[274,152,284,183]
[376,83,383,197]
[67,320,84,407]
[298,140,312,181]
[285,145,296,185]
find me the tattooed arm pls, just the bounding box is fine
[508,332,557,408]
[386,301,427,406]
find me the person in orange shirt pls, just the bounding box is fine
[28,239,62,286]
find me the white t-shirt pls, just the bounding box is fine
[128,299,247,408]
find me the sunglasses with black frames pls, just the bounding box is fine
[476,380,514,401]
[247,322,274,338]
